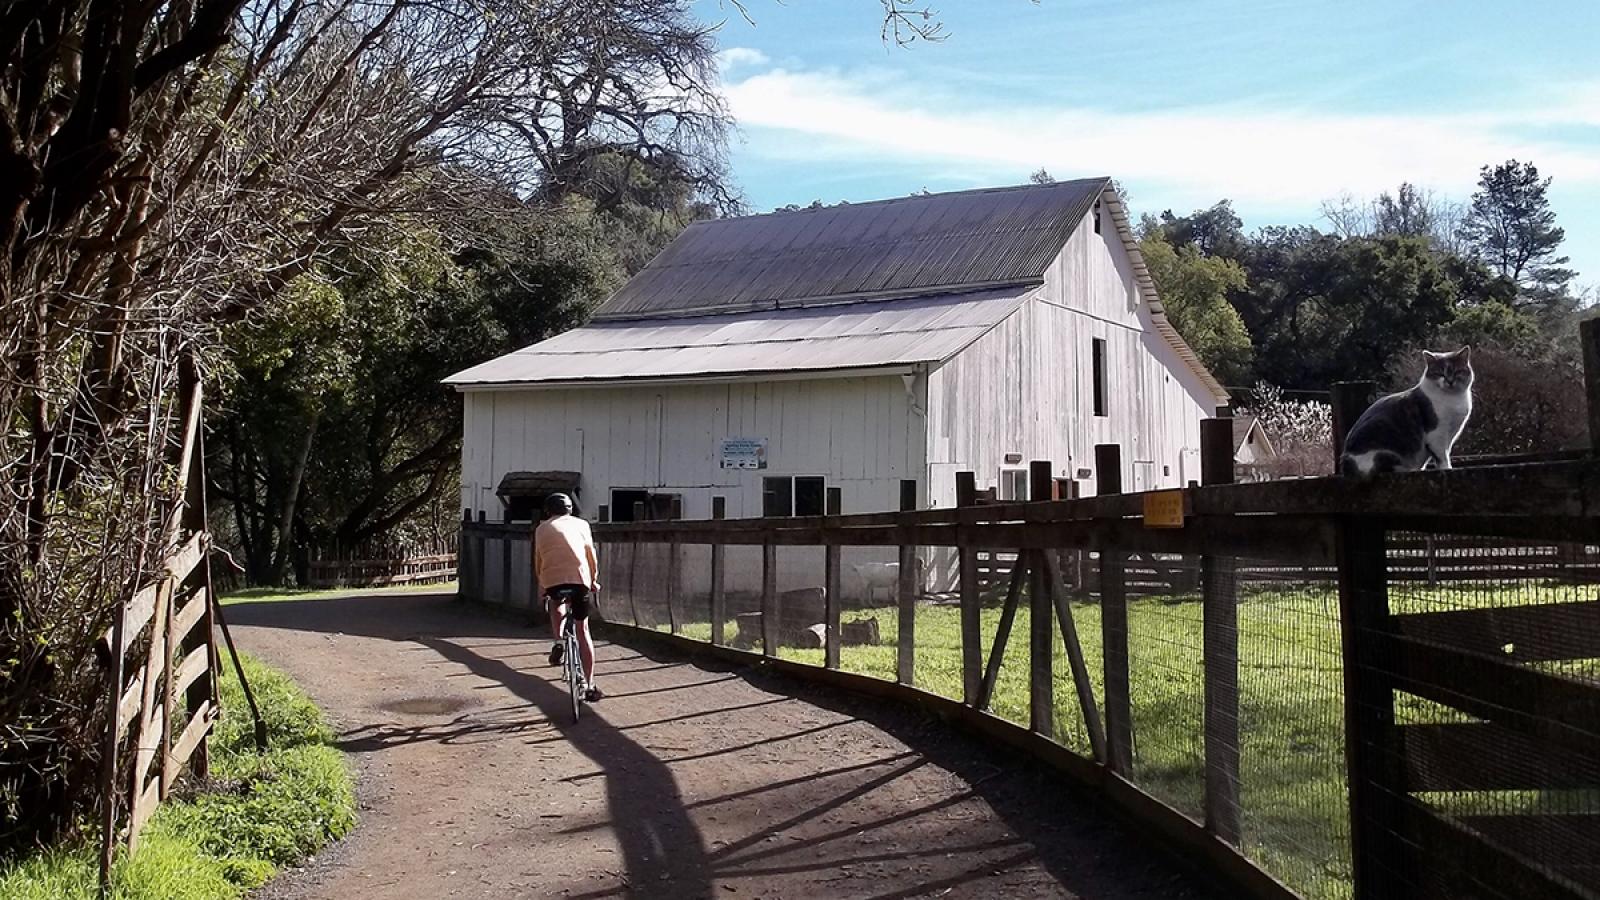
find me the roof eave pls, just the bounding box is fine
[1102,190,1232,405]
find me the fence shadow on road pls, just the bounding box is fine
[228,589,1218,900]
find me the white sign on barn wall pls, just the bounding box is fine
[720,437,768,469]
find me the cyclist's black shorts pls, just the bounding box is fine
[547,584,591,621]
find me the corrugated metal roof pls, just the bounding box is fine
[592,178,1109,321]
[444,287,1033,387]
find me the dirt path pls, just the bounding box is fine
[229,591,1220,899]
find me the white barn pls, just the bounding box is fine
[447,179,1227,539]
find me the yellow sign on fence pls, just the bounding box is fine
[1143,490,1186,528]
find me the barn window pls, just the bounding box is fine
[763,476,827,517]
[1093,201,1102,234]
[1092,337,1108,417]
[608,490,680,522]
[794,477,826,517]
[762,477,793,517]
[999,469,1029,501]
[611,489,650,522]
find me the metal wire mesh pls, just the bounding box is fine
[1365,531,1600,898]
[1232,559,1350,900]
[1125,553,1206,821]
[834,546,898,682]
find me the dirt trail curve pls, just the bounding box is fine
[231,591,1221,900]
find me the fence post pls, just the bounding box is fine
[711,497,726,647]
[1584,318,1600,455]
[1200,416,1242,844]
[1097,444,1133,777]
[1338,521,1404,900]
[825,487,842,670]
[177,360,215,781]
[1028,460,1054,737]
[1331,381,1378,469]
[460,508,472,601]
[501,524,512,607]
[475,510,487,604]
[956,471,981,705]
[762,540,777,657]
[666,539,681,634]
[896,480,917,686]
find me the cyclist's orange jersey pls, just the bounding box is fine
[533,514,597,593]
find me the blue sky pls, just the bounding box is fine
[694,0,1600,290]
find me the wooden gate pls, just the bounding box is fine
[1341,526,1600,898]
[96,360,228,889]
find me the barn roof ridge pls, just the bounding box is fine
[717,176,1113,221]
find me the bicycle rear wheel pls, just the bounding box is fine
[565,631,582,723]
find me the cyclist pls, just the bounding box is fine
[534,492,602,702]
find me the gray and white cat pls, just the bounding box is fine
[1340,347,1474,479]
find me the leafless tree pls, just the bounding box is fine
[0,0,637,848]
[1320,183,1466,256]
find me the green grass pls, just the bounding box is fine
[0,654,356,899]
[642,581,1593,900]
[221,580,457,605]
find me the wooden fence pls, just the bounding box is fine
[306,552,457,588]
[94,359,263,894]
[462,448,1600,900]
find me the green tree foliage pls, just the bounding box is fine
[213,206,613,582]
[1458,160,1576,300]
[1232,233,1459,386]
[1139,235,1254,385]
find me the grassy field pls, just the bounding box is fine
[660,587,1351,899]
[649,579,1593,900]
[0,654,355,899]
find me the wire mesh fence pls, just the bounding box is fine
[1233,562,1350,900]
[1124,553,1206,822]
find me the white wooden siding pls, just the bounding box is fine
[925,208,1215,503]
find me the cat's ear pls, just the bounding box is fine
[1458,346,1472,361]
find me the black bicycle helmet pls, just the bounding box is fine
[543,492,574,518]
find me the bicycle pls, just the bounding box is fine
[551,586,596,723]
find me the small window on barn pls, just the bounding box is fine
[1093,201,1102,234]
[1092,337,1108,417]
[762,477,793,518]
[794,477,826,517]
[611,489,650,522]
[999,469,1029,501]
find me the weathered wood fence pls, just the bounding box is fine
[306,552,457,588]
[94,361,263,895]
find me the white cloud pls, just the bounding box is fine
[716,47,770,71]
[721,66,1600,209]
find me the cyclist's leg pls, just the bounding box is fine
[569,591,597,686]
[547,593,564,641]
[577,617,596,683]
[546,592,569,666]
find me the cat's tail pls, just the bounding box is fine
[1341,449,1403,480]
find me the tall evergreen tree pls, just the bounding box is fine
[1457,160,1576,301]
